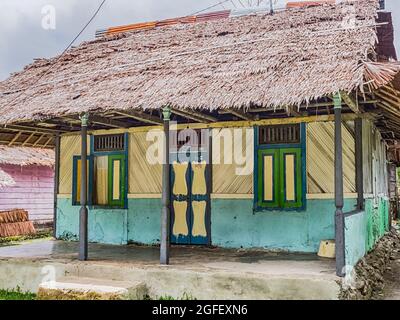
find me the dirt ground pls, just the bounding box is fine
[381,253,400,300]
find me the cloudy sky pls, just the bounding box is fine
[0,0,399,80]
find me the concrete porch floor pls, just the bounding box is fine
[0,240,341,300]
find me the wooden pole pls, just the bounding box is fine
[53,134,60,238]
[355,118,364,210]
[79,113,89,261]
[160,106,171,265]
[334,94,345,277]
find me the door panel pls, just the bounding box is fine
[171,161,190,244]
[172,201,189,238]
[171,158,210,245]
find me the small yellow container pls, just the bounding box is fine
[318,240,336,258]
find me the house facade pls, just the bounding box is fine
[55,115,389,266]
[0,146,54,224]
[0,0,398,276]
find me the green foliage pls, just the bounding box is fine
[0,287,36,300]
[0,230,52,246]
[397,168,400,184]
[145,292,196,300]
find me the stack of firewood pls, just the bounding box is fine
[0,209,36,237]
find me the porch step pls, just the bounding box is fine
[37,277,149,300]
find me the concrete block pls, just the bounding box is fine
[37,277,149,300]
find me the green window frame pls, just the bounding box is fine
[107,154,126,207]
[72,134,128,209]
[257,148,303,209]
[255,124,306,211]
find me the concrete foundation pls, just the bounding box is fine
[0,240,341,300]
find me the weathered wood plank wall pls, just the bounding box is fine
[0,164,54,222]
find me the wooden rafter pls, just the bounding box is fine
[7,132,22,146]
[218,109,255,121]
[42,136,53,148]
[33,133,46,147]
[341,92,362,114]
[22,132,36,146]
[3,124,64,134]
[172,109,217,123]
[171,108,207,123]
[114,110,163,125]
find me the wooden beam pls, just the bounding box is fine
[114,110,163,125]
[172,109,217,123]
[171,108,206,123]
[42,137,53,148]
[218,109,255,121]
[341,92,362,114]
[375,92,400,110]
[355,118,364,210]
[333,93,345,277]
[53,134,60,238]
[79,113,89,261]
[4,124,64,134]
[8,132,22,146]
[33,134,46,147]
[160,107,171,265]
[68,114,130,128]
[88,115,131,128]
[22,132,36,146]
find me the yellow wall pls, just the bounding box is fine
[59,135,90,195]
[59,117,361,198]
[212,127,253,195]
[128,131,162,194]
[307,121,356,194]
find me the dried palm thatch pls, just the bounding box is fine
[0,209,35,238]
[0,209,29,224]
[0,222,36,237]
[0,146,54,167]
[0,169,15,188]
[0,0,398,125]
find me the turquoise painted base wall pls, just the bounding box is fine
[211,199,357,252]
[345,211,367,268]
[344,197,390,268]
[57,196,358,253]
[57,198,128,245]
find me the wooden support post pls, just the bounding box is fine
[160,106,171,265]
[53,134,60,238]
[355,118,364,210]
[334,93,345,277]
[79,113,89,261]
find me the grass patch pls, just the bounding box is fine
[0,230,53,247]
[156,293,196,300]
[0,288,36,300]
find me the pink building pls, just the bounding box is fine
[0,146,55,224]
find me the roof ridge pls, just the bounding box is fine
[95,0,338,38]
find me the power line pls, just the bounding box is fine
[190,0,232,16]
[4,0,107,109]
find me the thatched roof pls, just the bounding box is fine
[0,0,398,125]
[0,146,54,167]
[0,169,15,188]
